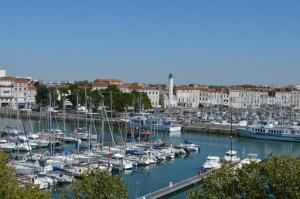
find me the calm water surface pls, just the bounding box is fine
[1,118,300,199]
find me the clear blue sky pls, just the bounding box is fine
[0,0,300,86]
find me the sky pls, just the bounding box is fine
[0,0,300,86]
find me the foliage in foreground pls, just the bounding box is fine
[71,169,128,199]
[0,150,51,199]
[189,155,300,199]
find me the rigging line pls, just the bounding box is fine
[111,93,124,145]
[20,111,34,165]
[102,101,115,147]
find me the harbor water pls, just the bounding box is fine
[1,118,300,199]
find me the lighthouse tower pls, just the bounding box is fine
[168,73,174,108]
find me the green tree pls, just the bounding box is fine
[57,83,153,112]
[35,82,50,106]
[71,169,127,199]
[0,150,51,199]
[131,90,152,111]
[189,155,300,199]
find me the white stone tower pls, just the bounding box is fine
[168,73,174,107]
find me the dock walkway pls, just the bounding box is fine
[138,172,210,199]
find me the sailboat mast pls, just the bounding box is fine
[62,96,65,131]
[49,90,53,156]
[101,102,104,147]
[85,87,88,135]
[230,106,233,164]
[76,91,79,129]
[62,96,66,150]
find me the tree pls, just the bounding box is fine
[189,155,300,199]
[131,90,152,111]
[0,150,51,199]
[71,169,127,199]
[35,82,50,106]
[56,83,153,112]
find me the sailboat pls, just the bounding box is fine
[224,107,240,165]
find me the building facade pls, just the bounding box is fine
[0,77,37,109]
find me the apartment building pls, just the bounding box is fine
[275,88,291,107]
[0,77,36,109]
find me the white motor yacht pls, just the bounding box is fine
[203,156,222,171]
[239,153,261,167]
[14,164,35,175]
[28,174,57,189]
[224,150,241,164]
[18,135,38,149]
[28,134,49,148]
[101,153,134,170]
[15,143,32,151]
[47,172,74,184]
[0,142,16,152]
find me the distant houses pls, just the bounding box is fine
[1,68,300,110]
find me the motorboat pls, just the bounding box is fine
[202,156,221,171]
[101,153,135,170]
[0,142,16,152]
[239,153,261,167]
[15,143,32,152]
[224,150,240,164]
[28,134,49,148]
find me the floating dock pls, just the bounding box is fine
[138,172,210,199]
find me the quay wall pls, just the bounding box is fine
[0,109,124,125]
[0,109,241,135]
[183,123,239,135]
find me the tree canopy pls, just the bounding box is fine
[0,150,51,199]
[189,155,300,199]
[71,169,128,199]
[35,82,153,112]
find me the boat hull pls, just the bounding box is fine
[237,128,300,142]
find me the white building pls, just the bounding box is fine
[0,77,36,109]
[229,88,269,109]
[275,88,291,107]
[208,89,229,106]
[176,85,208,108]
[291,89,300,108]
